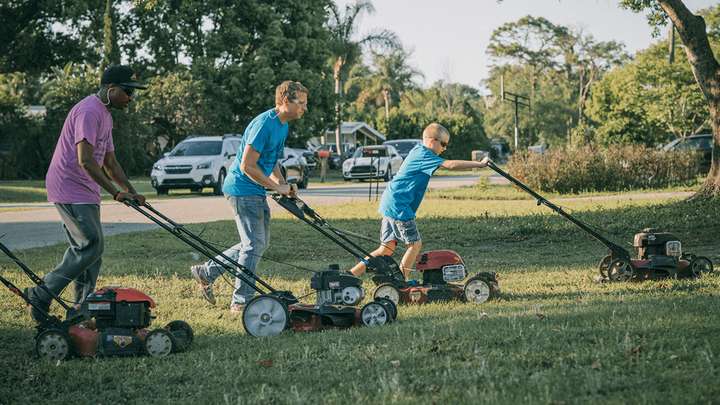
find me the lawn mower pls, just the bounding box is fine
[0,242,193,361]
[124,200,396,337]
[487,161,714,281]
[271,194,500,306]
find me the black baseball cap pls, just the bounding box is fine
[101,65,147,89]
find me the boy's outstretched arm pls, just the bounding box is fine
[440,156,491,170]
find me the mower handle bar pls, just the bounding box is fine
[123,200,277,296]
[487,161,631,260]
[0,241,74,313]
[271,194,378,262]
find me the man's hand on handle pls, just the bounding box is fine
[275,183,298,197]
[114,191,146,204]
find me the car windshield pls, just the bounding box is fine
[384,141,418,155]
[170,141,222,156]
[354,147,388,158]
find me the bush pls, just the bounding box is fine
[506,145,702,193]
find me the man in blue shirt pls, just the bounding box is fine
[190,81,308,313]
[349,123,490,280]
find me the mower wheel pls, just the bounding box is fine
[690,256,714,277]
[464,277,492,304]
[360,302,390,326]
[373,283,400,306]
[374,297,397,321]
[144,329,175,358]
[164,320,194,353]
[35,329,72,361]
[607,259,634,282]
[242,295,289,337]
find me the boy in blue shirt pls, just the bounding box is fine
[190,81,308,313]
[349,123,490,280]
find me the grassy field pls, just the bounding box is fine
[1,189,719,403]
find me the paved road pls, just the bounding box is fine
[0,175,480,250]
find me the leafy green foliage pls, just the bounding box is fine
[586,41,712,146]
[507,145,703,193]
[484,16,627,147]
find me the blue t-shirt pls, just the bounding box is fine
[379,144,445,221]
[223,108,288,196]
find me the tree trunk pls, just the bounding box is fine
[659,0,720,198]
[334,57,344,155]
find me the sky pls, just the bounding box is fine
[334,0,718,91]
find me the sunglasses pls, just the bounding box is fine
[436,139,448,148]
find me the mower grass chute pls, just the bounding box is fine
[0,242,193,361]
[271,195,500,306]
[124,200,396,338]
[486,161,713,281]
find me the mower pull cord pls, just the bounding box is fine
[486,162,632,261]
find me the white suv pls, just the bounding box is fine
[150,135,241,195]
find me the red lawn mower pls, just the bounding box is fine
[272,195,500,307]
[0,242,193,361]
[487,162,714,281]
[125,201,397,338]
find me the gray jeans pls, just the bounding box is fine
[202,195,270,305]
[32,203,104,306]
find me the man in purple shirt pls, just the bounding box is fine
[26,65,147,322]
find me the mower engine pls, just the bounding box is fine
[599,228,713,281]
[37,286,195,360]
[373,250,500,305]
[79,287,155,357]
[311,265,364,306]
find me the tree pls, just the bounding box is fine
[0,1,88,74]
[381,82,489,159]
[621,0,720,197]
[486,16,627,147]
[327,0,398,148]
[348,49,422,128]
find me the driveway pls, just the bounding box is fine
[0,175,480,250]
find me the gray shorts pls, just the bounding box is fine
[381,216,421,245]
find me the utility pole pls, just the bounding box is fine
[500,75,530,150]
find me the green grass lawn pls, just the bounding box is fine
[0,178,232,204]
[1,192,719,403]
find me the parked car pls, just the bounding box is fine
[293,147,317,173]
[279,147,310,189]
[662,133,712,171]
[382,139,421,159]
[150,135,241,195]
[315,143,355,169]
[342,145,403,181]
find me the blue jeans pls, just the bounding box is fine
[203,195,270,305]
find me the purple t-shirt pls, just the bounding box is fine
[46,95,114,204]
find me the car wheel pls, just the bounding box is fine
[299,172,309,189]
[213,169,225,196]
[156,187,168,196]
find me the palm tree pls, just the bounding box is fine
[327,0,399,149]
[353,50,423,128]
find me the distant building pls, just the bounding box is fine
[308,121,386,151]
